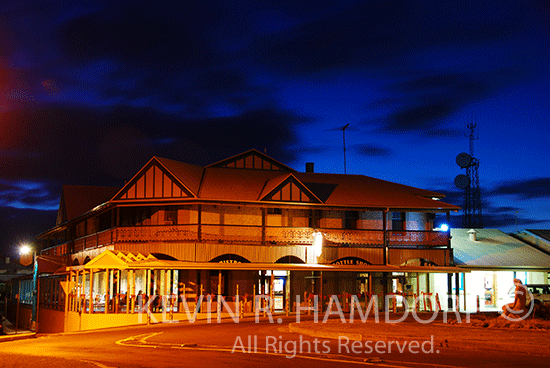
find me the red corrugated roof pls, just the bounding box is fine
[155,156,204,197]
[196,166,458,210]
[59,151,459,214]
[294,172,457,209]
[59,185,120,222]
[198,167,282,201]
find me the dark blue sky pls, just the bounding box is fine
[1,0,549,255]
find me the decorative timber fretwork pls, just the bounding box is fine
[261,174,321,203]
[206,149,296,172]
[114,158,195,200]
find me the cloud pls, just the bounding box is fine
[491,178,550,199]
[260,1,532,73]
[0,104,305,183]
[57,1,220,70]
[259,1,538,133]
[354,144,392,157]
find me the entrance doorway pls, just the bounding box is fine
[259,270,288,311]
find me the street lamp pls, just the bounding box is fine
[19,244,38,331]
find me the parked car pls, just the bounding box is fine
[506,284,550,306]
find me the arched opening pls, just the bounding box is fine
[150,253,178,261]
[331,257,372,265]
[209,254,251,263]
[275,255,305,264]
[72,258,80,266]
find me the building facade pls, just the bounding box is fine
[447,228,550,312]
[29,150,460,332]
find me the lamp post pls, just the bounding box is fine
[19,244,38,332]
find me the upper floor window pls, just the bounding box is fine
[164,206,178,225]
[344,211,358,230]
[267,208,282,215]
[308,210,322,228]
[392,212,406,231]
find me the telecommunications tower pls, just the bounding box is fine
[454,115,483,228]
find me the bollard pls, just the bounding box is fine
[235,284,242,319]
[435,293,442,312]
[253,284,256,314]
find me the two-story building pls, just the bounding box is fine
[30,149,460,332]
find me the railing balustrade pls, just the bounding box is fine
[62,225,448,252]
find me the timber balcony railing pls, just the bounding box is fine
[67,224,449,251]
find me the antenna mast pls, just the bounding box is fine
[463,114,483,228]
[342,123,349,174]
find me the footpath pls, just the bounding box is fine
[0,316,36,342]
[289,312,550,356]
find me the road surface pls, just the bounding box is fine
[0,315,547,367]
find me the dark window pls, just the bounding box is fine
[164,206,178,225]
[120,207,151,226]
[267,208,282,215]
[392,212,405,231]
[308,210,322,228]
[98,210,112,231]
[345,211,358,230]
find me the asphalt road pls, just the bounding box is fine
[0,316,548,367]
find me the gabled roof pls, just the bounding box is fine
[53,150,459,225]
[259,173,321,203]
[112,157,202,201]
[451,229,550,269]
[84,250,129,269]
[206,149,296,172]
[57,185,120,224]
[196,167,457,209]
[155,157,204,196]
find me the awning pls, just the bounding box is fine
[64,250,466,274]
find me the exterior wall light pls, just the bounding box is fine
[313,231,323,258]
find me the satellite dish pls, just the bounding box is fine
[454,174,470,189]
[456,152,472,168]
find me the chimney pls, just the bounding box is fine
[468,229,477,242]
[305,162,314,173]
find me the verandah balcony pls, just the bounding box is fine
[112,224,449,247]
[47,225,449,256]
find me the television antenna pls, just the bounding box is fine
[326,123,354,174]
